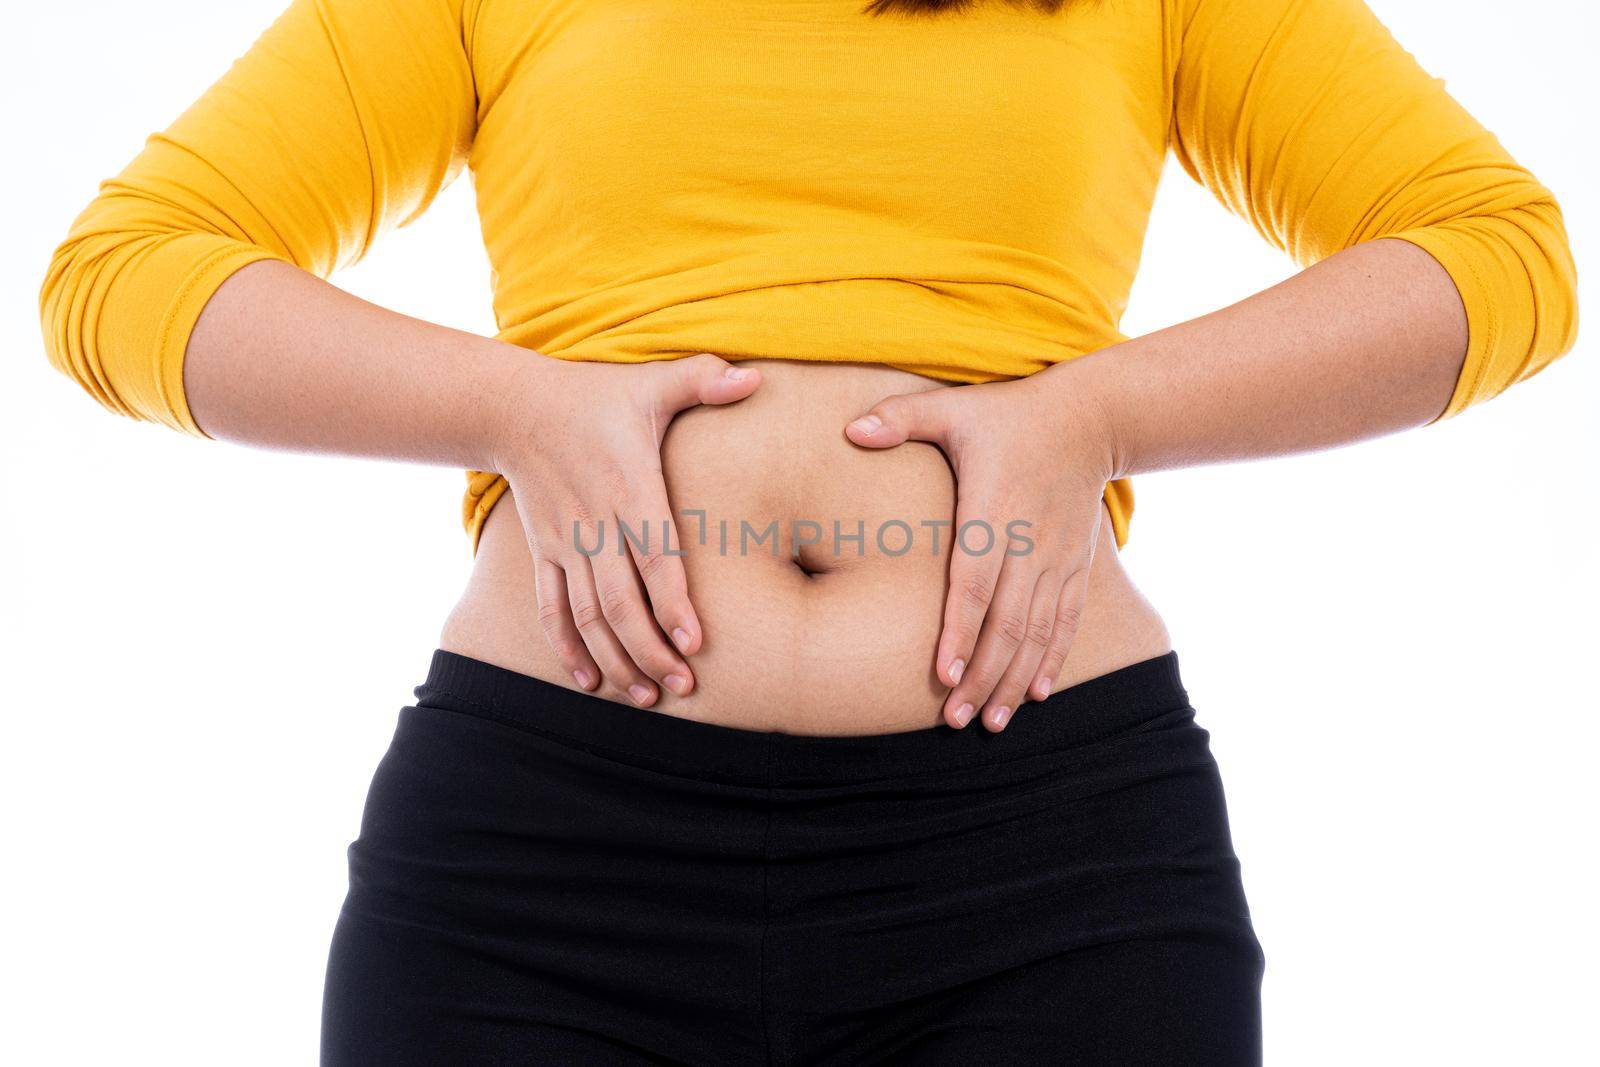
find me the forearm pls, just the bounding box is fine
[1057,238,1469,479]
[184,258,527,473]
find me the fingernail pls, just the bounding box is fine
[1034,677,1052,698]
[628,683,654,706]
[724,366,752,380]
[850,414,882,435]
[953,703,975,727]
[573,668,594,690]
[672,627,693,654]
[948,658,965,684]
[664,673,690,695]
[987,706,1012,730]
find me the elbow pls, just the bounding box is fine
[39,230,135,422]
[1480,194,1580,395]
[38,212,277,437]
[1520,195,1580,371]
[1406,192,1580,420]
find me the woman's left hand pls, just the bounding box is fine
[844,367,1117,732]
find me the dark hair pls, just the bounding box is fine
[865,0,1067,14]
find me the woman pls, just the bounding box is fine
[40,0,1577,1062]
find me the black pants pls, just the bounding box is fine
[322,650,1263,1065]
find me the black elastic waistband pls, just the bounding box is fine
[414,648,1191,787]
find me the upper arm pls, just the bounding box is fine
[39,0,478,434]
[1168,0,1578,419]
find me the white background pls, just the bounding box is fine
[2,1,1595,1063]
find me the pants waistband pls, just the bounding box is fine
[414,648,1192,788]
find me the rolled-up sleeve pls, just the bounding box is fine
[39,0,478,436]
[1169,0,1579,420]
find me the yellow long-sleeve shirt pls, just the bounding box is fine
[40,0,1579,551]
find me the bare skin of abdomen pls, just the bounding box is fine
[439,360,1172,735]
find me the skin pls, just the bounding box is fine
[441,358,1172,734]
[186,236,1465,729]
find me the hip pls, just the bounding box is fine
[324,647,1263,1065]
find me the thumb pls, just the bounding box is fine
[653,353,762,415]
[845,391,950,449]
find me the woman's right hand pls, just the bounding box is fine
[487,352,762,707]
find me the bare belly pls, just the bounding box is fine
[439,360,1171,735]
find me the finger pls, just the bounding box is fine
[981,574,1062,732]
[1030,567,1089,701]
[934,496,1005,694]
[532,557,602,692]
[942,560,1035,730]
[845,390,950,449]
[563,551,662,707]
[620,482,702,657]
[591,524,695,698]
[653,352,762,415]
